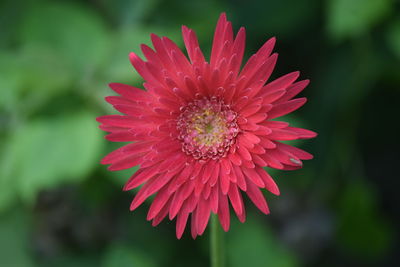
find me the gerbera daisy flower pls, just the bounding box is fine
[97,13,316,239]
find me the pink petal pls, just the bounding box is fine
[252,154,268,167]
[247,144,265,154]
[228,184,244,217]
[242,132,261,144]
[196,198,211,235]
[263,121,289,128]
[237,145,252,161]
[124,167,163,191]
[217,191,230,232]
[194,172,207,197]
[209,163,220,187]
[259,137,277,149]
[152,197,172,226]
[230,27,246,75]
[242,167,265,188]
[169,180,195,220]
[255,167,280,195]
[274,79,309,104]
[141,44,162,66]
[129,175,159,211]
[260,153,284,169]
[233,165,247,191]
[260,89,286,104]
[261,71,300,96]
[209,184,219,213]
[267,128,301,140]
[275,142,313,160]
[220,167,231,195]
[191,208,198,239]
[176,207,190,239]
[168,163,195,193]
[182,26,206,64]
[246,113,268,124]
[239,37,276,81]
[228,152,242,166]
[147,186,173,220]
[240,103,262,117]
[210,13,230,68]
[268,98,307,119]
[108,153,146,171]
[129,52,162,86]
[105,131,137,142]
[243,53,278,92]
[285,127,318,139]
[201,160,217,184]
[105,96,135,106]
[108,83,153,103]
[97,115,140,128]
[245,181,270,214]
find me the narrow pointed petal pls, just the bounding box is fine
[246,181,270,214]
[228,184,244,217]
[218,191,230,231]
[268,98,307,119]
[196,198,211,235]
[255,167,280,195]
[176,207,190,239]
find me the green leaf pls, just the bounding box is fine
[97,0,160,26]
[0,51,21,110]
[0,47,76,116]
[18,2,110,74]
[103,27,149,84]
[327,0,392,40]
[102,243,156,267]
[0,210,34,267]
[336,180,393,258]
[0,111,104,210]
[227,217,298,267]
[386,18,400,58]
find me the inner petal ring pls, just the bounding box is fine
[177,96,239,160]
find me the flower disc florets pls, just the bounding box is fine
[177,97,239,160]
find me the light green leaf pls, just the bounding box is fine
[0,111,104,209]
[98,0,160,27]
[386,19,400,58]
[102,243,156,267]
[103,27,148,84]
[0,47,74,115]
[0,210,34,267]
[228,217,298,267]
[18,2,110,74]
[0,51,21,110]
[327,0,392,40]
[337,180,393,257]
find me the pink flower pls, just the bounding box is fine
[97,13,317,239]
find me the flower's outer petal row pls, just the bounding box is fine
[182,25,206,65]
[210,13,232,69]
[259,72,301,98]
[97,12,316,239]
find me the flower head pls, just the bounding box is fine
[97,13,317,239]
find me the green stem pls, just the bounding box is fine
[210,214,225,267]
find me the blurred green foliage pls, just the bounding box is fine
[327,0,392,40]
[0,0,399,266]
[0,112,102,208]
[227,217,298,267]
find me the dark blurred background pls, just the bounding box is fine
[1,0,399,266]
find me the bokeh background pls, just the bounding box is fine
[1,0,399,266]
